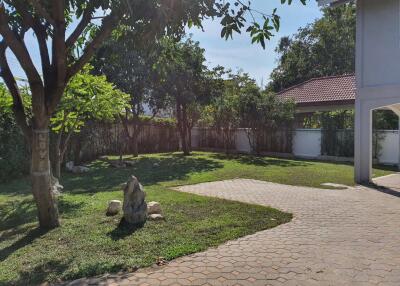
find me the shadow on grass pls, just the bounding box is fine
[0,177,31,197]
[107,218,144,241]
[62,155,223,195]
[0,227,48,262]
[209,153,311,167]
[0,198,85,232]
[9,259,70,286]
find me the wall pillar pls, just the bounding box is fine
[355,98,373,184]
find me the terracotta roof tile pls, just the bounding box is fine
[277,74,356,106]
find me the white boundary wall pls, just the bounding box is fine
[292,129,322,159]
[192,128,399,166]
[378,131,400,165]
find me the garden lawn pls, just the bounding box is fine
[0,152,393,285]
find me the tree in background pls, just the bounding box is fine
[155,37,213,155]
[236,74,295,154]
[0,0,303,228]
[50,66,129,179]
[269,2,356,92]
[93,29,163,157]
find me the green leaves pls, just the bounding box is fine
[217,0,306,49]
[51,65,129,134]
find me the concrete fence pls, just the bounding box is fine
[191,127,400,166]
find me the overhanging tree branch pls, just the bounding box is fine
[10,1,52,85]
[46,0,67,115]
[67,13,118,80]
[27,0,55,26]
[66,6,95,49]
[0,41,31,139]
[0,5,43,87]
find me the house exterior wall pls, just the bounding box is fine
[354,0,400,182]
[358,0,400,89]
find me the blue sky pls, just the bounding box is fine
[8,1,322,86]
[189,0,322,86]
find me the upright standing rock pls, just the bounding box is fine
[122,176,147,226]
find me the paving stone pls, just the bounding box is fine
[65,179,400,285]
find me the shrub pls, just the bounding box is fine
[0,86,30,182]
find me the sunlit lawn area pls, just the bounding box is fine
[0,152,394,285]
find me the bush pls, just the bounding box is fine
[0,89,30,182]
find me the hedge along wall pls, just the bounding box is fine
[0,113,30,183]
[69,121,180,163]
[191,127,400,166]
[0,118,180,183]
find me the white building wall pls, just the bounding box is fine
[359,0,400,88]
[191,128,399,166]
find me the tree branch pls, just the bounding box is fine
[0,5,43,87]
[47,0,67,115]
[0,42,31,139]
[67,13,118,80]
[66,6,95,49]
[27,0,55,26]
[10,1,52,85]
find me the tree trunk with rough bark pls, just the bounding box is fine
[131,116,141,158]
[31,129,60,229]
[176,101,190,156]
[132,133,139,157]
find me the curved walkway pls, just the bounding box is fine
[68,179,400,286]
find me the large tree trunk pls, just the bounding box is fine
[131,117,141,158]
[31,129,60,229]
[177,102,190,156]
[132,134,139,157]
[181,104,190,156]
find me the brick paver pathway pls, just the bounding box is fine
[67,179,400,286]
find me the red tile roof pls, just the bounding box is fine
[277,74,356,106]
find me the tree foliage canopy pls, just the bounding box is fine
[269,2,356,92]
[51,65,129,135]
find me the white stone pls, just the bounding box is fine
[147,201,162,215]
[71,166,90,174]
[107,200,122,216]
[66,161,74,171]
[51,177,63,196]
[148,214,164,221]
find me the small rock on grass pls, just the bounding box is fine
[149,214,164,221]
[107,200,122,216]
[147,201,162,215]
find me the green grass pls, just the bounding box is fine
[0,152,394,285]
